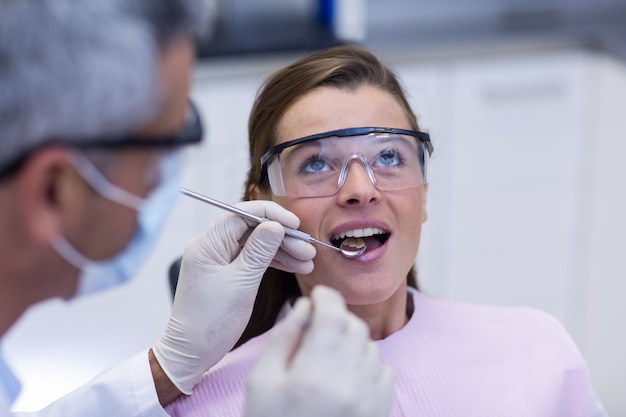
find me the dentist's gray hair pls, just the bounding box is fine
[0,0,209,171]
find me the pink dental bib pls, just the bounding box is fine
[166,288,588,417]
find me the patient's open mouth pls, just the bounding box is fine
[331,227,390,253]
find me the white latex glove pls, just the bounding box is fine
[244,286,395,417]
[153,200,316,394]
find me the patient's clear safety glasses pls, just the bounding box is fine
[260,127,433,198]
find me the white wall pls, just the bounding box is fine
[4,46,625,415]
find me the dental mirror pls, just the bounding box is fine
[180,188,366,259]
[339,238,367,259]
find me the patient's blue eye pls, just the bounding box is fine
[301,155,331,173]
[374,148,403,167]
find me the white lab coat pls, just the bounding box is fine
[2,349,169,417]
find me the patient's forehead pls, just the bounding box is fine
[275,85,411,145]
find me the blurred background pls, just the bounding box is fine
[4,0,626,415]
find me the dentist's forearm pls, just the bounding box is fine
[149,348,183,407]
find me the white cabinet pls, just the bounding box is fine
[415,51,591,329]
[578,54,626,416]
[402,49,625,415]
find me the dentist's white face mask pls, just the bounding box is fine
[51,151,181,298]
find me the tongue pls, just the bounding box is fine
[361,236,382,251]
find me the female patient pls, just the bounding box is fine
[167,45,605,416]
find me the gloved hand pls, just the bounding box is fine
[152,200,316,395]
[244,286,395,417]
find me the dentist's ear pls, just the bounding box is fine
[16,147,84,245]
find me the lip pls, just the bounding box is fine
[329,219,391,261]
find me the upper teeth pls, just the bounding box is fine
[333,227,385,240]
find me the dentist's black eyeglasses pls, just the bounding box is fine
[0,101,203,179]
